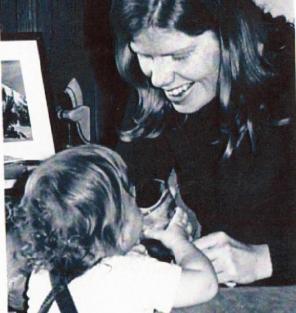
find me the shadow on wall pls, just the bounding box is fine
[84,0,130,148]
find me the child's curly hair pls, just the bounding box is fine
[13,145,134,278]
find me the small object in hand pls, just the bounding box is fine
[141,238,175,263]
[138,179,176,262]
[139,180,176,230]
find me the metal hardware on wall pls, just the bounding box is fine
[57,78,91,147]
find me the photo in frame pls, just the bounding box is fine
[1,39,55,161]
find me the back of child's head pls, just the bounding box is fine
[16,144,134,277]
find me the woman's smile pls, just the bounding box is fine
[164,82,195,101]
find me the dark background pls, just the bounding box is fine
[0,0,129,150]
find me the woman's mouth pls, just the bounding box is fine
[164,82,195,102]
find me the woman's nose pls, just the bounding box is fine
[150,58,174,88]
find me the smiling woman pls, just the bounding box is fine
[112,0,296,287]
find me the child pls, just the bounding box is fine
[14,144,217,313]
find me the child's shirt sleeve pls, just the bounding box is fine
[103,255,182,313]
[26,255,182,313]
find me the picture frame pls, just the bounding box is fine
[1,35,55,161]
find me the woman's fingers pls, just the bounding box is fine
[195,232,270,284]
[200,246,222,261]
[199,246,238,284]
[194,231,229,250]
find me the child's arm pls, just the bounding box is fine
[144,207,218,307]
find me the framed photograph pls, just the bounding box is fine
[1,38,55,161]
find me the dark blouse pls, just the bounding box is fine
[117,18,296,286]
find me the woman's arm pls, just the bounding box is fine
[144,207,218,307]
[194,189,296,285]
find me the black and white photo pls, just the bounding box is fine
[1,1,295,313]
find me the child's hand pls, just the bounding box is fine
[166,206,194,241]
[126,244,148,257]
[143,207,190,250]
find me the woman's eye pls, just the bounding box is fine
[138,54,153,60]
[172,54,190,61]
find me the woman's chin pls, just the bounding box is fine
[171,84,215,114]
[171,98,208,114]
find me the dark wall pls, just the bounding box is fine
[0,0,127,149]
[84,0,129,147]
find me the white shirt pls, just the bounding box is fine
[27,255,181,313]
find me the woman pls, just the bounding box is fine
[111,0,295,286]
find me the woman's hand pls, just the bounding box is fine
[194,232,272,284]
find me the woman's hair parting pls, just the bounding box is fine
[14,144,133,277]
[111,0,292,156]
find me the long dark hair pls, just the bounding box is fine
[111,0,293,156]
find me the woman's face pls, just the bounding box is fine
[130,28,220,114]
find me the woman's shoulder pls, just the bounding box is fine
[264,13,294,60]
[265,14,294,85]
[261,14,295,122]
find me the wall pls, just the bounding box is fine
[84,0,130,147]
[0,0,106,149]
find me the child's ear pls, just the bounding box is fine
[117,227,126,251]
[117,224,131,254]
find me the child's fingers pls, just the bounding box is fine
[186,222,193,236]
[170,207,188,228]
[182,211,188,224]
[127,244,148,256]
[170,207,185,224]
[143,228,163,241]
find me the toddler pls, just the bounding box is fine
[14,144,217,313]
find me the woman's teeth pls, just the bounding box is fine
[165,83,193,97]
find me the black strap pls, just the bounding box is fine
[37,271,78,313]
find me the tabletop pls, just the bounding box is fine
[172,285,296,313]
